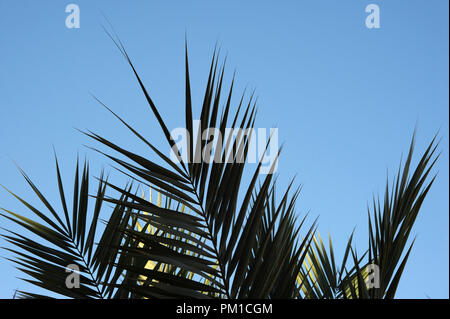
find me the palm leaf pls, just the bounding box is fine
[364,133,439,298]
[1,155,135,298]
[84,32,315,299]
[295,134,439,299]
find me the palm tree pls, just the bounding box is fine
[0,35,439,299]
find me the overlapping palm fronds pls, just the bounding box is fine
[0,156,135,299]
[0,33,440,299]
[80,31,317,298]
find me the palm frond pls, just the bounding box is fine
[83,34,315,299]
[364,133,439,298]
[1,155,134,298]
[1,30,439,299]
[295,133,439,299]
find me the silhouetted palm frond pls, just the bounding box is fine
[364,133,439,298]
[81,32,317,298]
[1,155,135,298]
[0,32,440,299]
[297,134,439,299]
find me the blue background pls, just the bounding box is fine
[0,0,448,298]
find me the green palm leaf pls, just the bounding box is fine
[299,133,439,299]
[1,155,135,298]
[83,32,315,299]
[0,29,439,299]
[366,133,439,298]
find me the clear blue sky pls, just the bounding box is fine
[0,0,448,298]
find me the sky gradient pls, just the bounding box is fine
[0,0,448,298]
